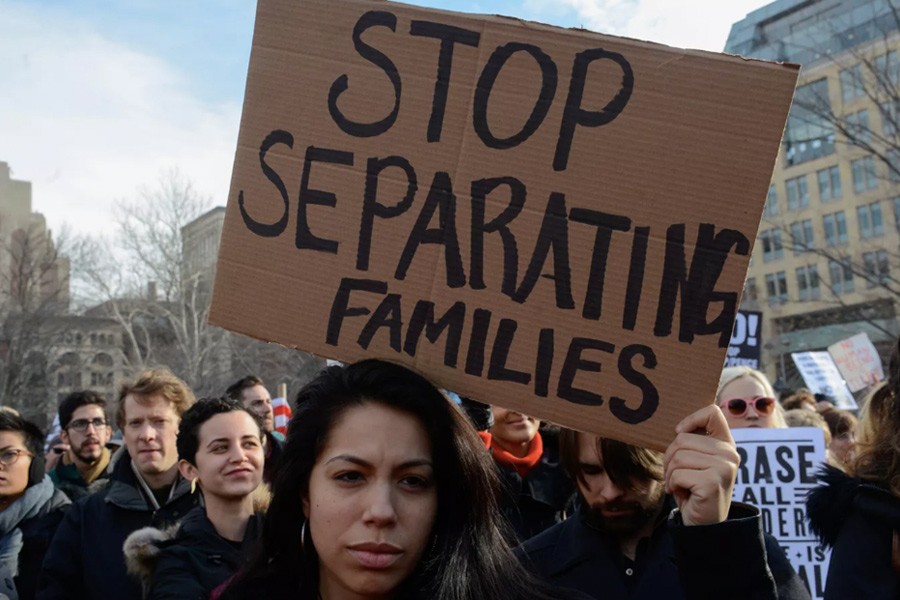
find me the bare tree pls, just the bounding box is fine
[0,218,71,422]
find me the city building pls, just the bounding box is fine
[182,206,225,294]
[726,0,900,389]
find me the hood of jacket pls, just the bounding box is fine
[807,464,900,547]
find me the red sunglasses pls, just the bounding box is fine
[720,396,776,417]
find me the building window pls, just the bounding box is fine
[846,109,871,142]
[875,50,900,86]
[864,250,890,287]
[888,149,900,183]
[789,219,814,254]
[786,175,809,210]
[796,265,821,301]
[765,271,788,304]
[823,211,848,246]
[880,99,900,136]
[764,184,778,217]
[817,165,842,202]
[744,277,758,302]
[857,201,884,239]
[840,64,865,102]
[784,78,835,166]
[829,259,855,294]
[851,155,878,193]
[760,228,783,262]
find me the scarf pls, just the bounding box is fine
[63,447,111,485]
[0,476,55,589]
[484,431,544,478]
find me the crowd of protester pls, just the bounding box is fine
[0,340,895,599]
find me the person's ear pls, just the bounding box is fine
[178,459,198,482]
[302,495,310,519]
[60,429,70,445]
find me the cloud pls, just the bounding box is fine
[0,2,241,235]
[525,0,764,51]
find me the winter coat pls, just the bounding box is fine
[124,506,264,600]
[36,451,199,600]
[493,428,576,542]
[0,477,70,600]
[517,500,811,600]
[806,465,900,600]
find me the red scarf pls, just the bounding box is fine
[481,431,543,477]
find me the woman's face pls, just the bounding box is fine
[181,411,264,500]
[829,429,857,467]
[490,406,540,447]
[0,431,32,503]
[718,375,778,429]
[304,402,438,600]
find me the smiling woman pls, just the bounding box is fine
[219,359,589,600]
[124,397,267,600]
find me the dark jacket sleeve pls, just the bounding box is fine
[761,533,811,600]
[35,499,86,600]
[669,504,788,600]
[146,545,206,600]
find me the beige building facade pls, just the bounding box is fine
[727,0,900,388]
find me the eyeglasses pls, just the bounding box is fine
[67,418,108,433]
[720,396,776,418]
[0,449,33,467]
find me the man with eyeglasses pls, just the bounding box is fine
[38,369,198,600]
[48,391,112,500]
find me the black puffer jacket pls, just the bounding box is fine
[125,506,264,600]
[806,465,900,600]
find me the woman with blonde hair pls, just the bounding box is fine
[716,366,788,429]
[807,350,900,598]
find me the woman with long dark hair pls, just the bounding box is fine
[807,343,900,599]
[220,359,587,600]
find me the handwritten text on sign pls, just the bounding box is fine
[210,0,799,449]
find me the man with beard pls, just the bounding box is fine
[226,375,283,483]
[49,391,112,500]
[517,406,810,599]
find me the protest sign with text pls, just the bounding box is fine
[731,427,830,600]
[828,332,884,393]
[726,310,762,369]
[209,0,799,449]
[792,351,857,409]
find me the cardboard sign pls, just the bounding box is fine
[725,310,762,369]
[791,352,857,409]
[827,332,884,392]
[731,427,830,600]
[209,0,799,449]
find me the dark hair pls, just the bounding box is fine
[117,368,195,429]
[225,375,265,402]
[559,428,663,489]
[0,411,45,486]
[58,390,107,429]
[176,397,263,465]
[818,406,857,438]
[224,359,561,600]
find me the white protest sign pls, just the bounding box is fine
[731,427,830,599]
[791,351,857,409]
[827,332,884,393]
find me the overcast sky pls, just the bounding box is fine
[1,0,769,235]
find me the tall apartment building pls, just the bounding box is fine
[182,206,225,293]
[726,0,900,388]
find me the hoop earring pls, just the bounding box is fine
[301,520,308,548]
[190,478,198,495]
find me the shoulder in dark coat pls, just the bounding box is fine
[806,465,900,600]
[15,487,70,600]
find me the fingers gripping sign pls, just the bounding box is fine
[663,405,740,526]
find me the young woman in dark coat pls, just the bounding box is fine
[807,345,900,600]
[125,397,266,600]
[219,359,590,600]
